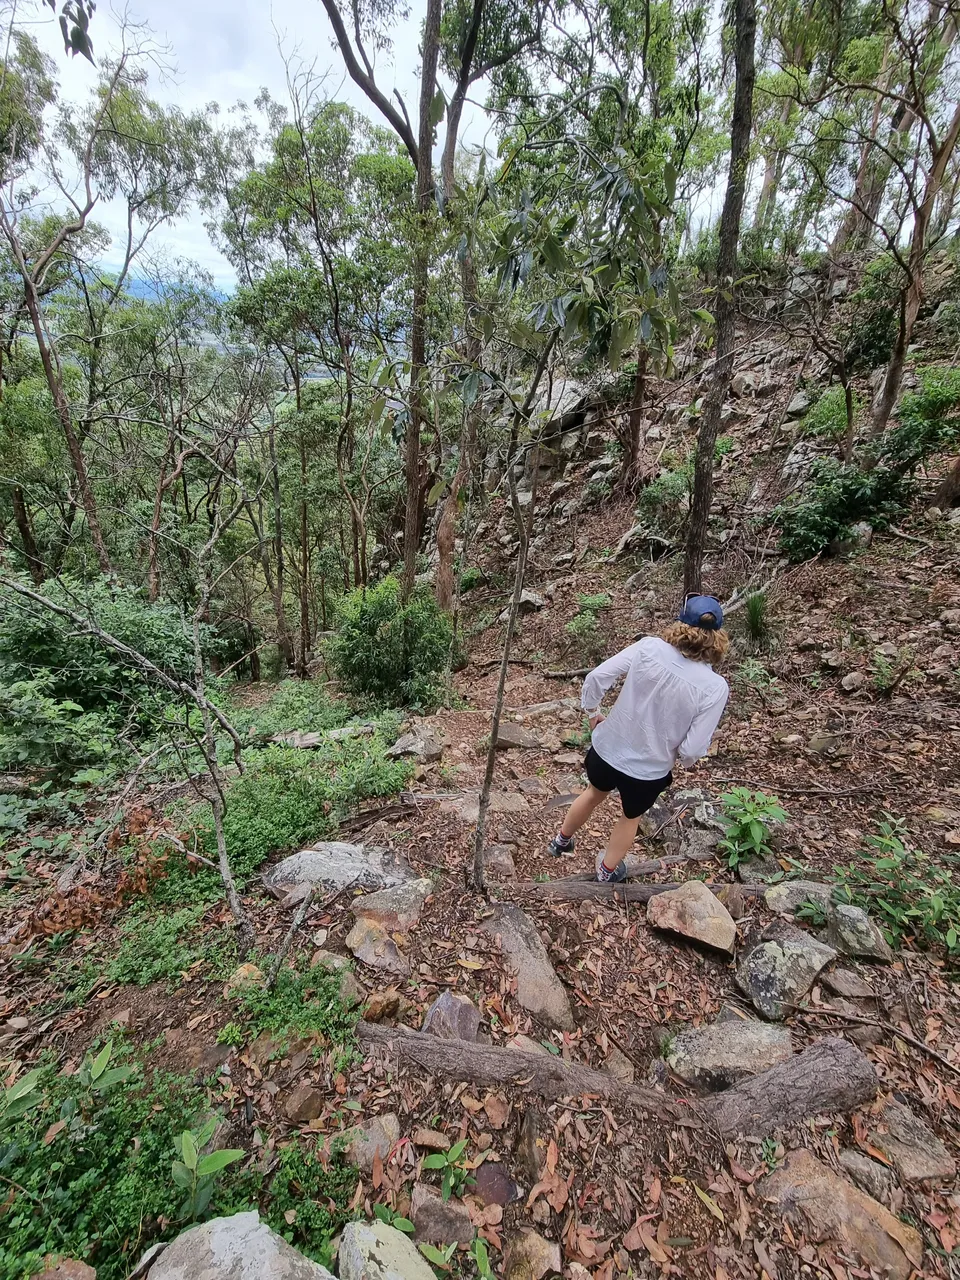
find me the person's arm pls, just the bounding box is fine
[677,687,729,766]
[580,644,640,724]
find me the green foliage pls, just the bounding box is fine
[718,788,788,869]
[471,1234,496,1279]
[420,1241,458,1268]
[832,817,960,956]
[801,386,855,441]
[264,1141,357,1265]
[844,256,900,371]
[564,593,611,660]
[775,460,912,561]
[222,680,349,741]
[216,1022,245,1047]
[106,905,233,988]
[795,898,829,928]
[328,576,452,709]
[0,676,124,779]
[880,366,960,474]
[420,1137,475,1202]
[458,567,484,593]
[0,1048,204,1280]
[743,592,771,649]
[234,958,359,1060]
[638,464,691,536]
[171,1117,243,1221]
[373,1202,414,1233]
[733,657,779,692]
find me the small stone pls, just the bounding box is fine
[344,1113,401,1174]
[6,1015,29,1031]
[517,776,547,795]
[386,727,443,763]
[507,1034,549,1054]
[338,1220,434,1280]
[422,991,481,1041]
[759,1148,922,1280]
[484,844,517,879]
[263,842,413,901]
[503,1230,562,1280]
[786,390,811,418]
[822,968,876,999]
[553,751,582,766]
[483,905,574,1031]
[841,670,868,692]
[345,918,409,976]
[876,642,899,658]
[867,1098,957,1184]
[30,1262,97,1280]
[473,1160,521,1207]
[646,881,737,953]
[495,723,541,750]
[224,963,265,998]
[764,880,834,915]
[838,1149,897,1202]
[362,988,402,1022]
[351,879,432,933]
[826,904,894,962]
[602,1045,635,1084]
[145,1211,336,1279]
[736,926,837,1020]
[412,1127,450,1151]
[284,1083,325,1124]
[665,1021,794,1088]
[411,1183,474,1245]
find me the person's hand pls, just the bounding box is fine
[588,712,604,731]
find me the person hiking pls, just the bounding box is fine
[548,594,730,883]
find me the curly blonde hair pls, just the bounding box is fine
[661,620,730,666]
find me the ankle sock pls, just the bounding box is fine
[554,830,573,848]
[596,858,617,882]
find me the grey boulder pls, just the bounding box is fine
[665,1020,794,1088]
[338,1220,435,1280]
[825,904,894,963]
[145,1211,335,1279]
[263,843,412,901]
[483,905,574,1031]
[736,926,837,1020]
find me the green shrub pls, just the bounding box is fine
[221,680,349,740]
[743,591,770,649]
[775,460,912,560]
[880,365,960,473]
[264,1142,357,1266]
[328,576,452,709]
[458,566,484,593]
[564,593,611,661]
[106,905,234,988]
[235,958,359,1057]
[156,740,412,903]
[0,676,125,778]
[0,576,218,718]
[718,787,788,869]
[802,386,856,442]
[0,1052,209,1280]
[844,255,900,371]
[638,465,691,535]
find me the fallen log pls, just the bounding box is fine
[508,879,767,904]
[359,1025,880,1141]
[705,1036,877,1140]
[547,848,721,885]
[358,1022,681,1119]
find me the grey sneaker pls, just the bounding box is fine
[596,860,627,884]
[548,832,575,857]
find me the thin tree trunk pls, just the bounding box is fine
[11,486,44,585]
[683,0,756,594]
[22,283,112,576]
[842,376,856,464]
[471,335,556,890]
[869,101,960,441]
[618,349,649,493]
[402,0,443,601]
[267,425,296,669]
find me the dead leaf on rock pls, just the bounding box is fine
[483,1092,510,1129]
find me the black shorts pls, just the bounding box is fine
[585,747,672,819]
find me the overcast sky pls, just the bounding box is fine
[29,0,489,288]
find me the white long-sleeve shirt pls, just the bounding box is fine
[581,637,728,780]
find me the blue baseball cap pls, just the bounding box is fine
[678,593,723,630]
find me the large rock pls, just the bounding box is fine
[614,524,672,561]
[338,1220,435,1280]
[665,1021,794,1088]
[344,1113,401,1174]
[422,991,481,1041]
[345,918,409,976]
[442,791,529,824]
[31,1263,96,1280]
[351,879,432,933]
[284,1083,325,1124]
[646,880,737,953]
[498,589,544,623]
[785,390,812,418]
[759,1149,923,1280]
[145,1212,335,1279]
[386,727,443,763]
[764,880,834,915]
[502,1230,562,1280]
[825,904,894,963]
[263,843,412,901]
[867,1098,957,1184]
[736,927,836,1020]
[410,1184,474,1245]
[482,906,574,1031]
[838,1149,897,1203]
[495,722,541,750]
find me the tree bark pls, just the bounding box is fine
[869,101,960,441]
[402,0,443,601]
[705,1037,877,1139]
[682,0,756,594]
[509,878,765,904]
[11,486,44,585]
[617,349,650,494]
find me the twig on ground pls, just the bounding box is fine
[544,667,591,680]
[266,876,362,988]
[799,1007,960,1077]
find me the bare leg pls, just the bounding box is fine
[599,814,642,872]
[559,785,608,839]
